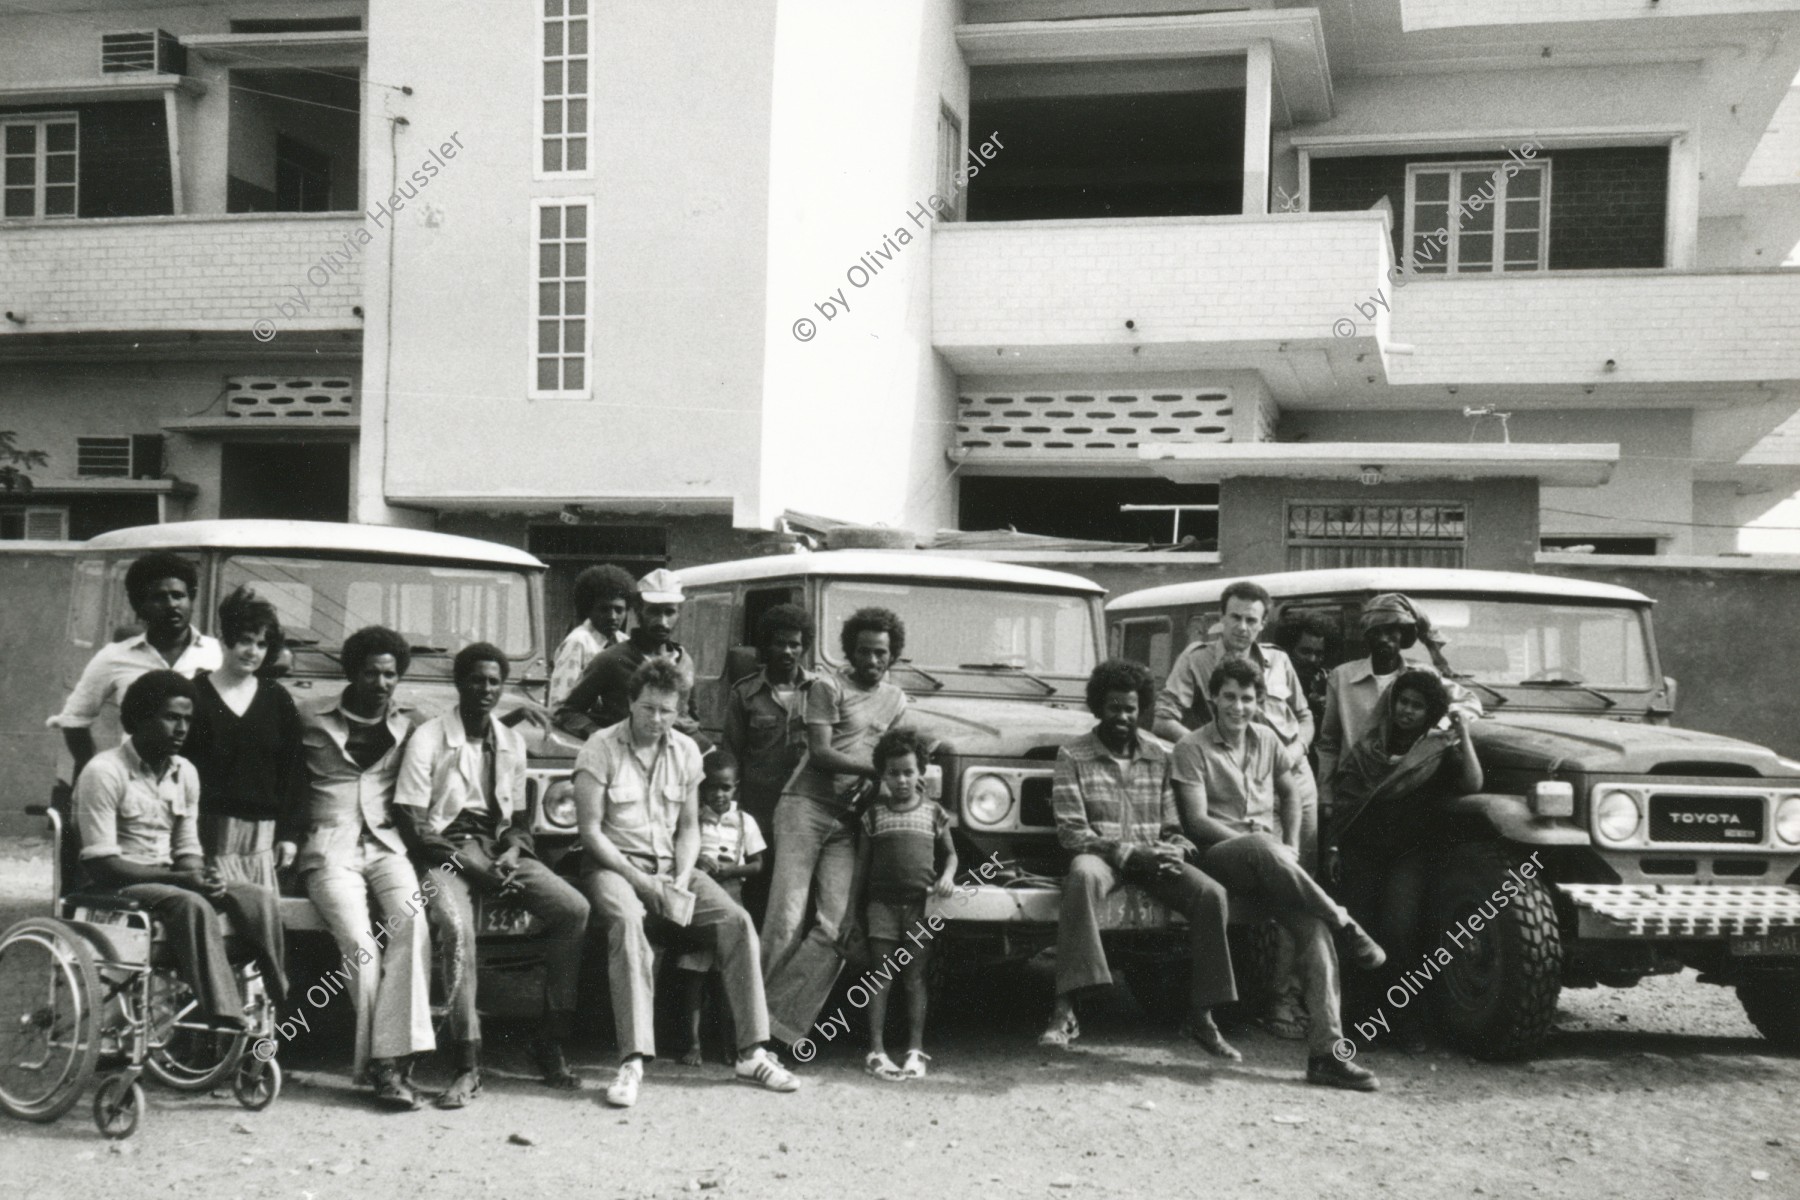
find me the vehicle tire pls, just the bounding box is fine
[144,970,244,1091]
[92,1073,143,1139]
[1428,844,1562,1061]
[1737,972,1800,1051]
[0,918,104,1123]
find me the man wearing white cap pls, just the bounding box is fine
[556,568,706,746]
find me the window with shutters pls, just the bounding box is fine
[936,105,964,221]
[531,199,591,398]
[0,507,68,540]
[76,437,133,477]
[540,0,590,176]
[1285,502,1467,570]
[2,116,78,219]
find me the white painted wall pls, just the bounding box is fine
[757,0,965,532]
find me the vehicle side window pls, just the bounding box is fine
[1117,617,1173,681]
[1272,601,1358,670]
[686,590,736,732]
[105,558,139,641]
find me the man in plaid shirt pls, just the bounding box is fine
[1039,660,1240,1060]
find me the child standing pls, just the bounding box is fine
[677,750,767,1065]
[856,728,956,1080]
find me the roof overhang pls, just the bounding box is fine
[956,9,1332,124]
[1139,441,1619,487]
[180,32,367,68]
[0,75,205,106]
[382,494,737,518]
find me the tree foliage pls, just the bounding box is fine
[0,430,49,493]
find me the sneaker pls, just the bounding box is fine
[735,1047,800,1093]
[604,1059,643,1108]
[1037,1011,1080,1048]
[1307,1054,1380,1092]
[899,1049,929,1080]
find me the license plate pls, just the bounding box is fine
[70,906,130,927]
[1729,931,1800,957]
[480,904,533,936]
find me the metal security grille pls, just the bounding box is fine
[955,389,1236,458]
[76,437,132,477]
[222,376,358,421]
[1286,502,1467,570]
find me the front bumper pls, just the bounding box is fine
[1560,883,1800,939]
[925,882,1274,929]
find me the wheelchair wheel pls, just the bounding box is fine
[92,1072,143,1139]
[232,1052,281,1112]
[0,918,103,1123]
[144,971,244,1091]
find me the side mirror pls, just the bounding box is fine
[261,646,294,680]
[1660,674,1678,712]
[724,645,760,685]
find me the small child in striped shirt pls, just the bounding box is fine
[854,728,956,1081]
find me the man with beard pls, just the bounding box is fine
[724,603,817,922]
[555,568,705,746]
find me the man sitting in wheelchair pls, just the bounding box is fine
[73,669,289,1029]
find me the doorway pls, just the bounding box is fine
[219,442,351,521]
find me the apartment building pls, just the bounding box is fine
[4,1,1800,597]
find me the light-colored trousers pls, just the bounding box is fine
[581,862,770,1061]
[759,794,857,975]
[302,837,436,1077]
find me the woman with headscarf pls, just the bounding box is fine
[1329,668,1482,1052]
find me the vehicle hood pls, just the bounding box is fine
[1476,713,1797,777]
[904,694,1097,759]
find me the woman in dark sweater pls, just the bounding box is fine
[185,586,302,889]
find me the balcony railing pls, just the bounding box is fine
[931,212,1394,370]
[0,213,363,337]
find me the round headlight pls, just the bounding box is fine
[1775,795,1800,846]
[1595,789,1641,843]
[541,779,577,828]
[963,774,1015,827]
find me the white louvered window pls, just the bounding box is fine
[532,199,591,398]
[76,436,133,477]
[541,0,590,175]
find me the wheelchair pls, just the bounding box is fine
[0,803,281,1138]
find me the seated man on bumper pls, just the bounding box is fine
[1171,656,1385,1091]
[1040,659,1239,1060]
[573,657,799,1108]
[394,642,592,1106]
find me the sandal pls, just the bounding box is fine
[899,1050,929,1079]
[865,1051,903,1080]
[679,1046,705,1067]
[435,1068,482,1109]
[1037,1012,1080,1048]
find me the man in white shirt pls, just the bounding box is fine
[548,564,636,708]
[49,552,222,781]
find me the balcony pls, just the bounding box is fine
[1387,270,1800,386]
[930,212,1394,374]
[0,213,363,348]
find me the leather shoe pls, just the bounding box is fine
[1307,1054,1379,1092]
[371,1059,423,1110]
[1181,1018,1242,1062]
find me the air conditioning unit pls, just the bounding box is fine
[100,30,187,75]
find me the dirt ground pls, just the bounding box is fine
[2,837,1795,1200]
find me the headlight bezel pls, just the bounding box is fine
[1594,787,1643,844]
[538,776,578,829]
[1775,794,1800,846]
[962,773,1016,828]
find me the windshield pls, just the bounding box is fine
[1407,597,1653,690]
[221,555,535,659]
[821,581,1098,677]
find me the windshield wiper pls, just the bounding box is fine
[1513,679,1617,708]
[959,662,1056,695]
[409,644,450,655]
[891,660,945,691]
[1447,676,1508,709]
[284,637,320,647]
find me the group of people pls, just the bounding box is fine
[49,551,1481,1112]
[1040,581,1483,1091]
